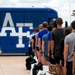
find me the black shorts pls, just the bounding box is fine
[54,56,60,64]
[50,57,56,65]
[35,47,39,51]
[49,51,56,65]
[67,61,73,75]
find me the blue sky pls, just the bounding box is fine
[0,0,75,27]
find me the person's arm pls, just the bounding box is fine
[51,32,54,58]
[51,40,54,54]
[35,33,38,47]
[48,32,51,56]
[42,41,45,53]
[32,39,34,50]
[37,32,41,50]
[38,38,41,50]
[42,35,45,53]
[51,40,54,59]
[64,37,69,67]
[64,44,69,67]
[48,41,51,56]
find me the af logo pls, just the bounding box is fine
[0,13,33,48]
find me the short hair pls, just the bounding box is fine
[42,22,48,28]
[39,24,43,30]
[56,18,63,25]
[47,25,52,31]
[53,20,57,28]
[35,28,39,32]
[71,20,75,29]
[64,28,71,36]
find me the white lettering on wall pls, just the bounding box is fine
[0,13,33,48]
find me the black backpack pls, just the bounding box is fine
[26,56,34,70]
[33,62,43,75]
[26,55,36,70]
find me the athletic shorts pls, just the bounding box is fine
[54,56,60,64]
[35,47,40,51]
[67,61,73,75]
[49,51,56,65]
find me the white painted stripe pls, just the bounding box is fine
[16,23,24,27]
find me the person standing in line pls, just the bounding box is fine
[32,28,39,57]
[48,20,57,72]
[35,24,43,51]
[59,28,71,75]
[35,24,43,62]
[64,20,75,75]
[51,18,64,75]
[52,20,57,30]
[28,29,36,55]
[37,22,48,63]
[41,25,52,65]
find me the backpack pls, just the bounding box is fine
[26,55,34,70]
[32,62,43,75]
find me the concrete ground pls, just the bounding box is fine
[0,56,30,75]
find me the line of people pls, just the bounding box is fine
[28,17,75,75]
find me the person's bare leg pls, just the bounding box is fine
[51,65,56,73]
[37,51,41,63]
[63,66,67,75]
[56,64,61,75]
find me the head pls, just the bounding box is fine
[53,20,57,28]
[64,28,71,36]
[42,22,48,28]
[32,29,36,34]
[47,25,52,31]
[52,20,57,30]
[35,28,39,33]
[71,20,75,32]
[56,18,63,26]
[39,24,43,31]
